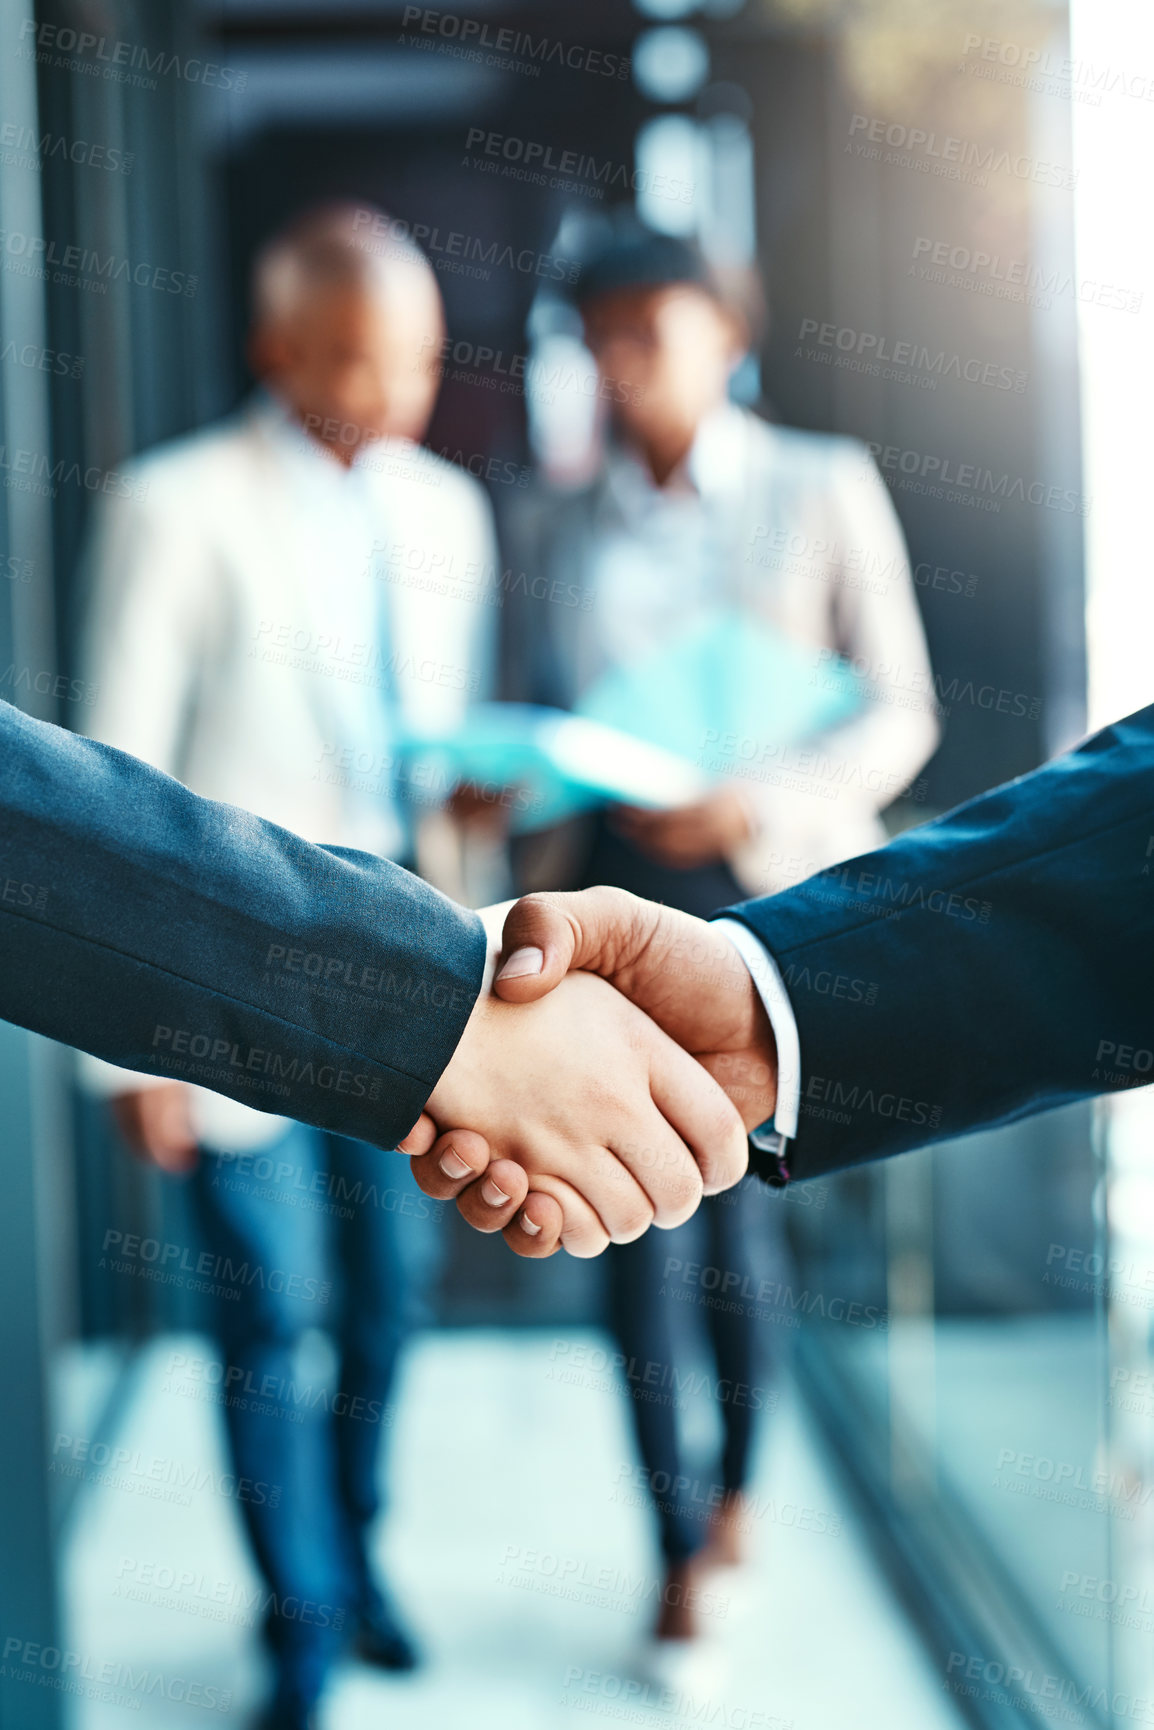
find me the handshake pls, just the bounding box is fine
[400,888,779,1259]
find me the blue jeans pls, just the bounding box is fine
[192,1124,438,1703]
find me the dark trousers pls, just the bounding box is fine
[609,1182,792,1560]
[582,820,794,1563]
[192,1124,438,1702]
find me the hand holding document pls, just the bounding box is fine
[400,610,862,830]
[399,702,711,832]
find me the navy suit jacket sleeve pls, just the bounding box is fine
[0,700,487,1149]
[719,704,1154,1183]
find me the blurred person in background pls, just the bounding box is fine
[79,203,498,1730]
[507,220,939,1660]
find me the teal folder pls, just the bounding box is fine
[574,609,861,765]
[399,612,861,833]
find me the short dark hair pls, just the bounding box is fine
[574,212,765,342]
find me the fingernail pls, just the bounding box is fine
[481,1178,510,1207]
[438,1149,472,1180]
[497,945,544,981]
[519,1213,542,1236]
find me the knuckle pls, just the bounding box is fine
[507,1228,541,1257]
[703,1111,746,1176]
[460,1203,500,1234]
[664,1151,705,1199]
[650,1177,701,1227]
[707,1091,743,1142]
[616,1201,656,1241]
[513,891,553,932]
[666,1171,703,1214]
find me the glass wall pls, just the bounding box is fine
[795,1109,1115,1726]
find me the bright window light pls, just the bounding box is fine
[1070,0,1154,727]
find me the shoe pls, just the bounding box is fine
[654,1558,700,1642]
[353,1586,421,1673]
[641,1634,727,1697]
[355,1612,420,1672]
[254,1684,318,1730]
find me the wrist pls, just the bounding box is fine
[426,916,501,1123]
[695,988,776,1134]
[733,999,778,1133]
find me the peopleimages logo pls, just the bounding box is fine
[17,18,247,92]
[1,338,84,379]
[1,1634,233,1714]
[804,1075,941,1130]
[51,1430,280,1509]
[114,1557,346,1634]
[150,1025,381,1101]
[0,447,144,501]
[560,1665,794,1729]
[497,1544,730,1619]
[1,876,48,913]
[813,859,992,926]
[351,207,581,285]
[462,127,693,205]
[1058,1568,1154,1614]
[992,1445,1154,1519]
[662,1256,888,1330]
[0,226,197,296]
[0,123,134,175]
[848,112,1077,189]
[797,317,1026,393]
[163,1348,394,1426]
[399,7,631,80]
[959,32,1154,107]
[910,235,1142,314]
[946,1649,1154,1724]
[866,440,1088,516]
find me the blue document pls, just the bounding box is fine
[574,609,861,765]
[399,704,710,833]
[398,613,861,833]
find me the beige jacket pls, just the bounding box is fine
[508,405,940,897]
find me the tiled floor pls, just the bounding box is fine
[63,1330,964,1730]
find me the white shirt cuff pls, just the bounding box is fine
[713,917,801,1141]
[76,1052,174,1097]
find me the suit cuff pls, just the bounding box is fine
[713,917,801,1180]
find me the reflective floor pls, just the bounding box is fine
[63,1330,964,1730]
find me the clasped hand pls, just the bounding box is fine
[400,889,779,1258]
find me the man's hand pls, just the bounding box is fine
[408,887,776,1257]
[110,1083,199,1174]
[494,888,777,1126]
[413,943,748,1258]
[446,780,514,833]
[610,788,753,868]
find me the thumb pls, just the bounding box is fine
[398,1112,437,1156]
[492,891,581,1002]
[493,886,647,1003]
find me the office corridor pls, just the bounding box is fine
[59,1331,963,1730]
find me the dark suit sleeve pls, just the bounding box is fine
[0,700,487,1150]
[718,704,1154,1183]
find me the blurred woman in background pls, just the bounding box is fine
[507,218,939,1663]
